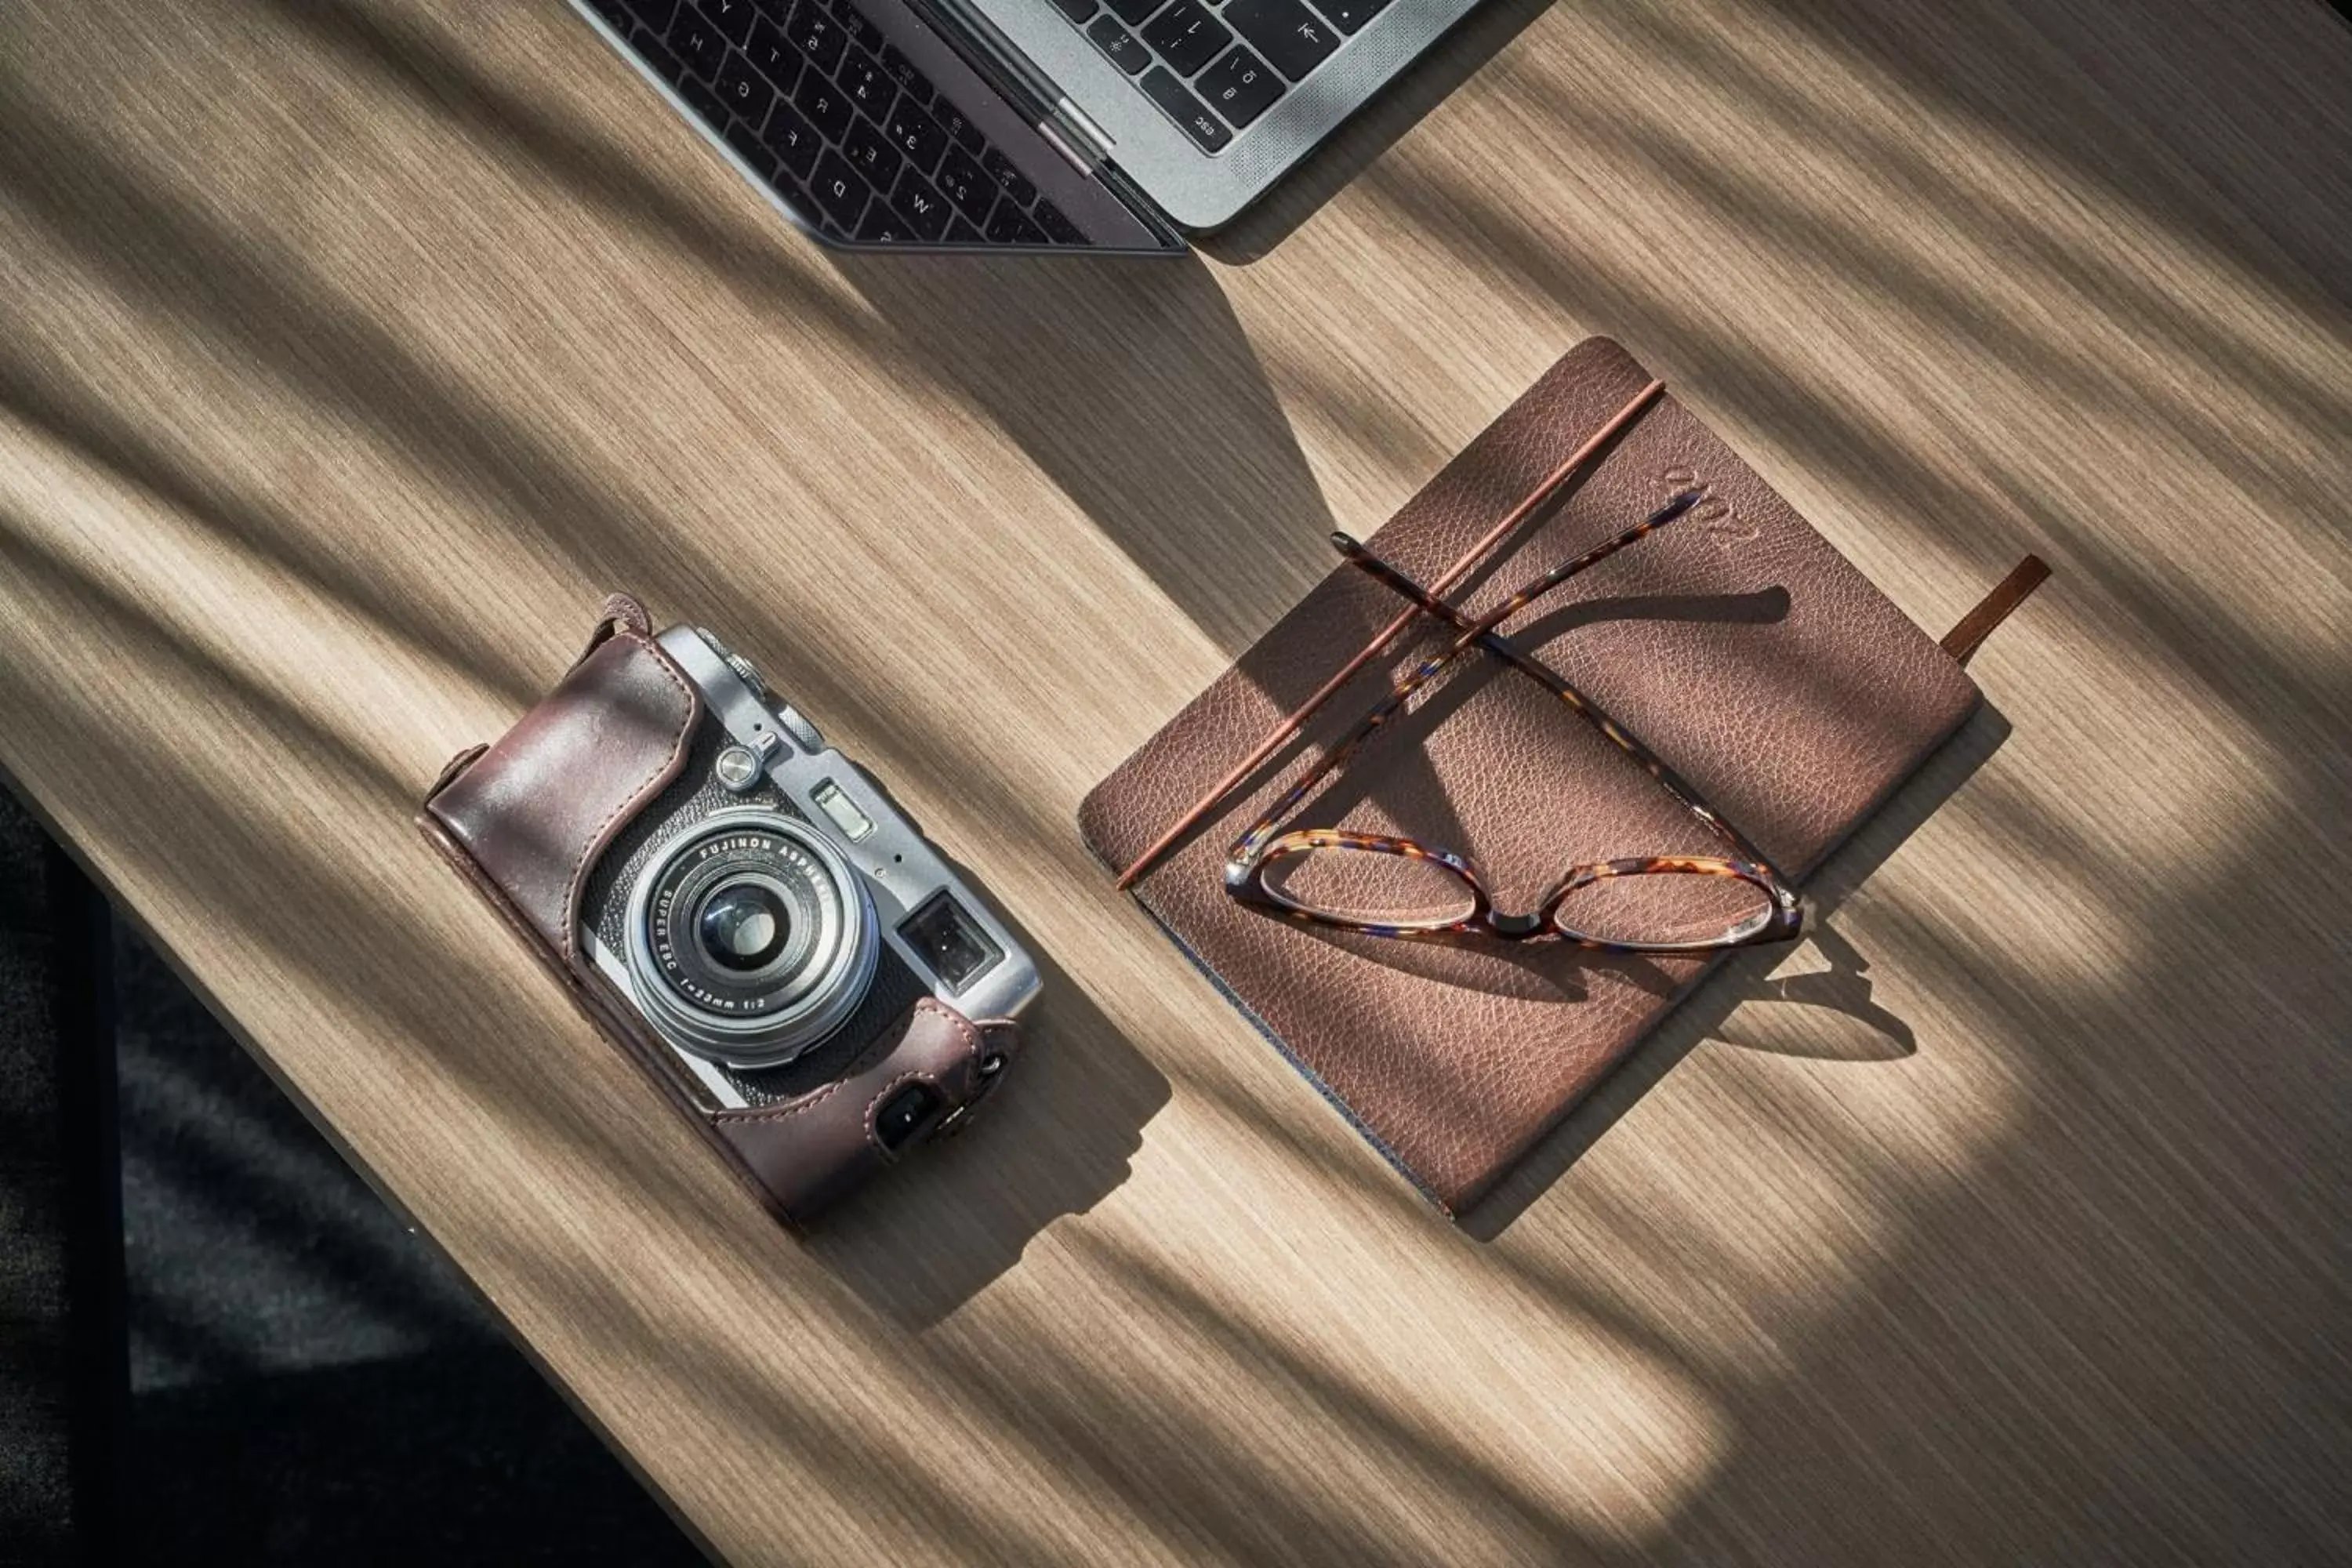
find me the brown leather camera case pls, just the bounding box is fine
[417,596,1018,1230]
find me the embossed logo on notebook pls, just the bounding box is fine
[1661,466,1761,547]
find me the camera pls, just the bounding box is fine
[421,594,1036,1225]
[575,626,1040,1114]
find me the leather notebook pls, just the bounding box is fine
[1079,337,1985,1216]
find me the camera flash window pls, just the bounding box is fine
[811,779,876,842]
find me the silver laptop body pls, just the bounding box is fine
[572,0,1484,253]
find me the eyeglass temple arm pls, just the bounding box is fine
[1113,377,1669,891]
[1446,489,1703,644]
[1334,535,1784,877]
[1228,492,1704,869]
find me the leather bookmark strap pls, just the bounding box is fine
[1942,554,2051,666]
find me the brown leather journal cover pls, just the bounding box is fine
[1079,338,1980,1215]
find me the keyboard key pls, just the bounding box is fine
[889,168,954,239]
[1142,0,1232,76]
[724,116,777,177]
[635,33,685,82]
[877,43,929,101]
[762,98,823,176]
[980,147,1037,207]
[935,144,996,218]
[672,14,729,78]
[794,71,854,137]
[783,0,846,73]
[1085,16,1152,73]
[845,9,887,56]
[984,202,1047,245]
[946,216,985,245]
[702,0,760,43]
[932,99,985,152]
[840,46,893,114]
[1033,200,1087,245]
[1305,0,1391,31]
[745,17,804,89]
[808,150,873,226]
[1222,0,1335,80]
[626,0,681,26]
[1047,0,1097,19]
[843,115,904,187]
[1138,65,1229,150]
[856,198,910,241]
[589,0,632,28]
[679,72,730,125]
[1102,0,1163,25]
[884,97,949,170]
[715,50,777,123]
[1196,45,1281,126]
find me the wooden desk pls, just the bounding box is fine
[4,0,2347,1559]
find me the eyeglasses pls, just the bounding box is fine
[1223,492,1805,953]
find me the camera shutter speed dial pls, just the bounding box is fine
[691,627,824,754]
[772,702,825,754]
[695,626,771,703]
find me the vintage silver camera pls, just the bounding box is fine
[576,626,1040,1112]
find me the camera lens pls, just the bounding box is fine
[699,881,789,971]
[623,811,878,1069]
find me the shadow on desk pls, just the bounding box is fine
[1462,699,2010,1238]
[209,0,1537,665]
[811,946,1170,1330]
[830,250,1333,658]
[200,0,1315,659]
[807,0,1567,619]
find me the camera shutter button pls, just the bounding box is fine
[714,742,767,793]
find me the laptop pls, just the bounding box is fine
[573,0,1485,253]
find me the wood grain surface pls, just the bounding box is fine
[3,0,2348,1561]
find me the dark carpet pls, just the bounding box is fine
[0,787,702,1565]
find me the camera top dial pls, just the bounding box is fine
[695,628,828,753]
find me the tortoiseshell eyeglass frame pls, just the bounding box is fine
[1223,492,1805,954]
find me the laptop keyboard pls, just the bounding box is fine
[1050,0,1387,152]
[586,0,1098,246]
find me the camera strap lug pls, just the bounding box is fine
[933,1048,1009,1140]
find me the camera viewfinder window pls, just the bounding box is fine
[898,893,1002,991]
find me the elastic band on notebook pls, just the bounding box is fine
[1941,555,2051,666]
